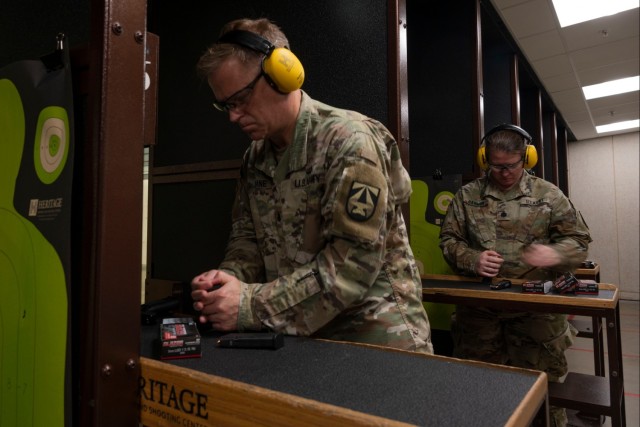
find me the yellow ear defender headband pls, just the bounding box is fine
[477,123,538,171]
[217,29,305,94]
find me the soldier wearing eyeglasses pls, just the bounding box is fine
[190,18,433,355]
[439,124,592,426]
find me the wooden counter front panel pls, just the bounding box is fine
[139,357,411,427]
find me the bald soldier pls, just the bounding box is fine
[190,18,433,354]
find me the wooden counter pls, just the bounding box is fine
[421,274,625,427]
[140,328,548,426]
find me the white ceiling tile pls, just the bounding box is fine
[498,0,557,38]
[593,111,639,126]
[560,9,640,52]
[592,99,639,117]
[531,54,573,78]
[570,37,640,71]
[543,72,580,93]
[549,87,587,114]
[491,0,532,9]
[519,30,565,60]
[566,120,598,140]
[587,91,640,111]
[489,0,638,140]
[560,109,592,123]
[577,58,640,86]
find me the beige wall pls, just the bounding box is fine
[567,131,639,300]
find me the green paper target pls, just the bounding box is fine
[433,191,454,215]
[33,106,69,184]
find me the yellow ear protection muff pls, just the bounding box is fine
[217,29,305,94]
[477,123,538,171]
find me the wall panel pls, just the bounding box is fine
[407,0,477,178]
[568,132,640,300]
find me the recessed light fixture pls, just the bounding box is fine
[582,76,639,100]
[596,119,640,133]
[552,0,639,27]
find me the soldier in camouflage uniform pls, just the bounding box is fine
[190,18,433,354]
[439,124,592,426]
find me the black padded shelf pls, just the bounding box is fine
[549,373,611,413]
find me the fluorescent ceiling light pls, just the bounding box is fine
[582,76,639,100]
[552,0,639,27]
[596,119,640,133]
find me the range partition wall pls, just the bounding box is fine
[407,0,479,182]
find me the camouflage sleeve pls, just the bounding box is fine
[237,132,395,335]
[438,191,482,275]
[218,162,265,283]
[545,194,592,271]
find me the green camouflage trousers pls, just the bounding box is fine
[451,306,577,427]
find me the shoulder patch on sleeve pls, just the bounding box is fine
[347,181,380,221]
[333,161,388,242]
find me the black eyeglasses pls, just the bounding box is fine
[488,157,524,172]
[212,72,263,112]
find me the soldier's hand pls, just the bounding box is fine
[191,269,220,292]
[475,250,504,277]
[191,270,241,331]
[522,244,561,268]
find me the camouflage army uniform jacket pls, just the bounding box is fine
[439,172,591,280]
[218,92,433,353]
